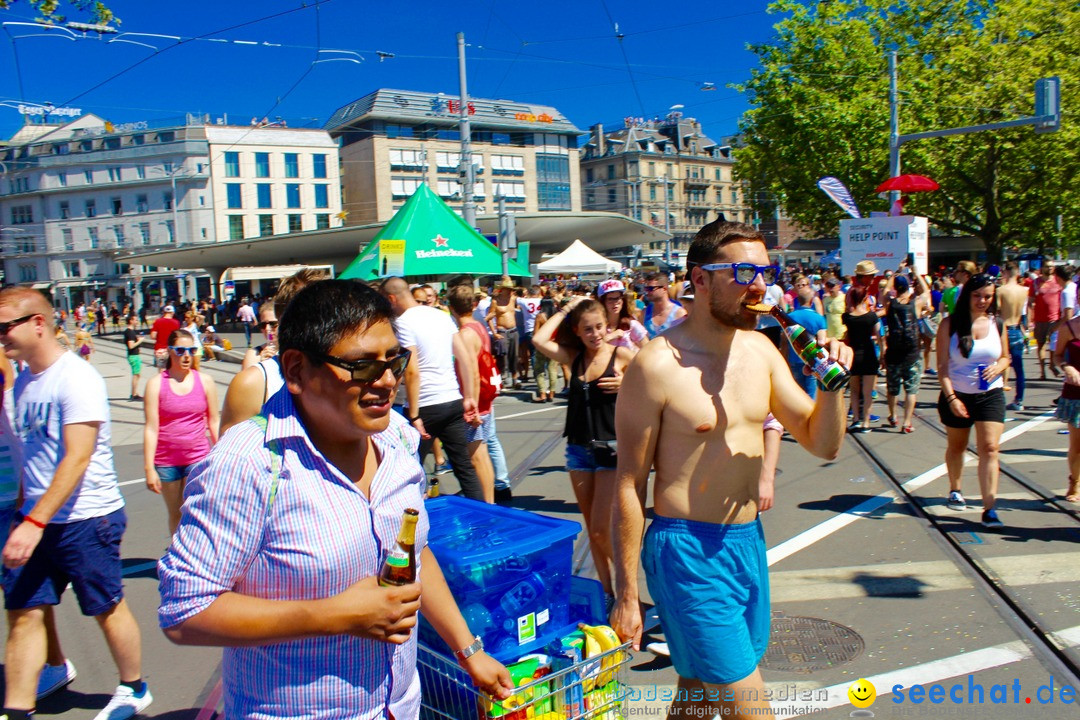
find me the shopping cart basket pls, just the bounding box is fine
[418,640,634,720]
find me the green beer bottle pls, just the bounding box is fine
[771,306,850,392]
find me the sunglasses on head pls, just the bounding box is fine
[0,313,39,335]
[698,263,780,285]
[315,348,412,383]
[169,346,198,356]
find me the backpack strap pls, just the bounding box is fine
[249,414,283,514]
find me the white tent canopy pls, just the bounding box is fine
[536,239,623,274]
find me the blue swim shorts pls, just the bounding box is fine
[643,515,770,685]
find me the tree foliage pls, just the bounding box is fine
[0,0,117,26]
[736,0,1079,260]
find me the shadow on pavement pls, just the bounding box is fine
[796,494,904,516]
[512,495,584,515]
[35,689,112,715]
[851,572,928,599]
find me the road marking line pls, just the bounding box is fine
[496,405,563,421]
[766,412,1053,567]
[776,622,1080,718]
[118,478,145,487]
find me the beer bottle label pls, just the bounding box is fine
[385,552,409,568]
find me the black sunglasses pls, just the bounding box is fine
[0,314,40,335]
[260,320,279,330]
[315,349,411,383]
[643,285,664,292]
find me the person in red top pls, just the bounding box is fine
[150,305,181,370]
[1029,263,1062,379]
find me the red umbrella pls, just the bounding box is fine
[876,174,939,193]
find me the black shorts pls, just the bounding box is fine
[937,388,1005,428]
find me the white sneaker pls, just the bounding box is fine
[36,659,77,700]
[645,641,670,657]
[93,683,153,720]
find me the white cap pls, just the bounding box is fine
[163,305,175,313]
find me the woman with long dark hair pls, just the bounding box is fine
[936,274,1010,527]
[595,279,648,352]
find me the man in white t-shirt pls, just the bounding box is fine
[517,287,543,385]
[1060,266,1077,323]
[380,278,486,501]
[0,287,151,720]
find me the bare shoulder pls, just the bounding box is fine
[630,333,679,374]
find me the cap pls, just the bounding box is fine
[855,260,879,276]
[597,279,626,298]
[163,305,175,313]
[825,277,841,287]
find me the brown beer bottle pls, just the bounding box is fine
[770,306,850,392]
[379,508,419,586]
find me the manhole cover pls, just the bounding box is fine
[760,613,864,673]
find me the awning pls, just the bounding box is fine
[224,264,332,282]
[31,282,51,289]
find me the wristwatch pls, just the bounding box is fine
[454,635,484,664]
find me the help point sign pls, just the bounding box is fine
[840,216,929,276]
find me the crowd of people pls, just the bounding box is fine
[2,221,1080,720]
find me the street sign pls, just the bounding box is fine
[1034,77,1061,134]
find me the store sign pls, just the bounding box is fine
[18,104,82,118]
[430,98,475,117]
[111,121,149,133]
[840,216,929,276]
[379,240,406,276]
[515,112,553,123]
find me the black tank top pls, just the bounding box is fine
[564,350,618,445]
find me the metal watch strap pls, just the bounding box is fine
[454,635,484,663]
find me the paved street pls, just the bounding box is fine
[4,330,1080,719]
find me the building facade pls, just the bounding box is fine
[325,89,581,224]
[0,114,341,310]
[578,111,754,264]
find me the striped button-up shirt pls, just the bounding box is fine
[158,388,428,720]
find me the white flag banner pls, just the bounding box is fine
[817,176,862,219]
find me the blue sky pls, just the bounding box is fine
[0,0,783,141]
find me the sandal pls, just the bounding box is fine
[887,416,898,428]
[1067,476,1080,503]
[902,425,914,434]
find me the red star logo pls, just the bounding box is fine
[431,234,450,247]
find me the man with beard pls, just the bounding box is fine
[610,220,851,719]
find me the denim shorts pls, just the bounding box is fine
[2,508,127,616]
[565,442,617,471]
[465,412,496,444]
[155,463,199,482]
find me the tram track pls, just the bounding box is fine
[847,426,1080,691]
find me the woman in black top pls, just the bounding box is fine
[842,285,882,432]
[533,295,633,597]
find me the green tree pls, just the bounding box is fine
[737,0,1079,261]
[0,0,117,26]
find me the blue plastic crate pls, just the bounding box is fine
[569,576,607,626]
[421,496,581,663]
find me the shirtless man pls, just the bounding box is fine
[486,277,523,388]
[998,262,1030,411]
[610,220,852,719]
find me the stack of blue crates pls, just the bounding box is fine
[419,496,582,663]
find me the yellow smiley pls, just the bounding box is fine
[848,678,876,708]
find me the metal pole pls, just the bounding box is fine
[663,176,671,266]
[171,170,179,245]
[457,32,476,227]
[888,51,901,208]
[498,195,509,276]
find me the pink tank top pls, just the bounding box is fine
[155,369,211,467]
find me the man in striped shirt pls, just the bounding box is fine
[158,280,511,720]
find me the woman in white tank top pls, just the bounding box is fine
[935,273,1011,528]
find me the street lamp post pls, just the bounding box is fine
[662,176,672,266]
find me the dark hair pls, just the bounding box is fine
[595,285,634,331]
[686,219,766,269]
[279,280,395,357]
[274,268,328,319]
[554,298,604,351]
[849,285,868,306]
[893,275,910,294]
[166,329,198,371]
[950,274,997,358]
[446,285,476,316]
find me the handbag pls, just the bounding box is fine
[917,316,938,340]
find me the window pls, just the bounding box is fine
[628,161,638,177]
[88,227,100,249]
[586,168,594,183]
[86,199,97,218]
[79,139,94,152]
[312,154,327,178]
[113,224,126,247]
[18,265,37,282]
[492,132,510,145]
[57,172,67,187]
[436,151,460,172]
[225,152,240,177]
[59,201,70,219]
[715,168,721,181]
[197,163,205,174]
[255,152,270,178]
[607,164,616,180]
[648,162,655,176]
[163,161,174,174]
[284,153,299,178]
[85,169,94,183]
[226,184,243,209]
[10,205,33,224]
[490,154,524,175]
[314,184,329,209]
[139,222,151,245]
[386,124,414,138]
[108,166,121,182]
[649,185,657,201]
[136,194,149,213]
[666,163,674,177]
[286,184,301,208]
[136,165,146,179]
[165,220,175,243]
[199,195,205,206]
[163,191,173,210]
[315,214,330,230]
[536,154,570,210]
[259,215,274,236]
[62,229,74,251]
[104,137,120,150]
[131,134,145,146]
[388,148,425,170]
[731,189,738,204]
[157,131,175,143]
[608,189,616,204]
[391,177,424,198]
[667,184,675,201]
[287,214,302,233]
[491,180,526,201]
[257,184,272,209]
[437,179,461,198]
[111,197,123,215]
[228,215,244,240]
[11,176,29,193]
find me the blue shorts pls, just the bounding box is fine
[643,515,770,685]
[155,463,199,482]
[0,503,14,549]
[2,508,127,616]
[465,412,496,444]
[565,442,616,472]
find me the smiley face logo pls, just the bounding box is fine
[848,678,876,708]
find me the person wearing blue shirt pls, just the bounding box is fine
[785,307,828,399]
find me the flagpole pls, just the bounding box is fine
[457,32,476,227]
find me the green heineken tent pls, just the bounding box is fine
[339,183,530,280]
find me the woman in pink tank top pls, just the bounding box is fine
[144,329,220,534]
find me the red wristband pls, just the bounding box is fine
[22,515,47,530]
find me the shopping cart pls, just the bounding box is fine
[418,640,634,720]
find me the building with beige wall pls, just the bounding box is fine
[579,111,753,263]
[325,89,581,224]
